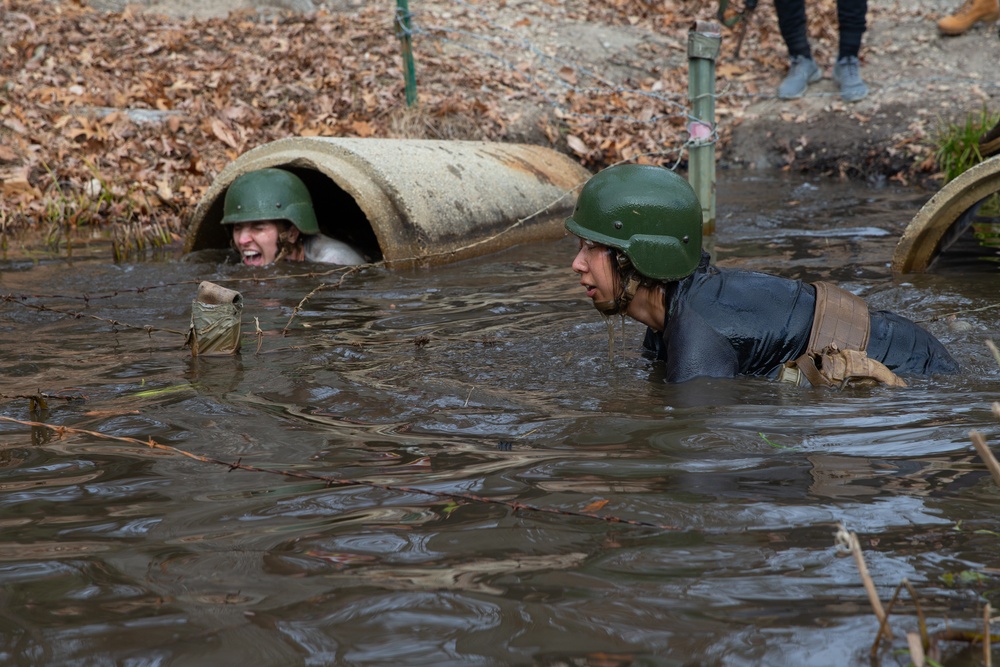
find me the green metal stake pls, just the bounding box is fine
[687,21,721,239]
[395,0,418,107]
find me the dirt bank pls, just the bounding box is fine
[91,0,997,181]
[3,0,998,240]
[729,0,998,184]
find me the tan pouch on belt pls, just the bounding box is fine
[778,282,907,388]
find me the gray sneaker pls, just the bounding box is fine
[778,56,821,99]
[833,56,868,103]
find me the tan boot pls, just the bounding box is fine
[937,0,1000,35]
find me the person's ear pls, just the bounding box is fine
[286,226,300,243]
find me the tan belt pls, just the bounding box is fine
[779,282,906,388]
[805,281,871,354]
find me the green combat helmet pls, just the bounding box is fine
[221,168,320,235]
[565,164,703,281]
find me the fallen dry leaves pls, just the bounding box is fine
[0,0,841,241]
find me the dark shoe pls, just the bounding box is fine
[833,56,868,102]
[778,56,821,99]
[980,117,1000,157]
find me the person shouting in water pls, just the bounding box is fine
[222,168,367,267]
[567,164,959,386]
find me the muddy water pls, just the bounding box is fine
[1,171,998,667]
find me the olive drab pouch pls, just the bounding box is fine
[185,281,243,356]
[777,281,907,389]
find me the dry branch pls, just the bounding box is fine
[0,415,684,532]
[835,524,893,642]
[970,430,1000,487]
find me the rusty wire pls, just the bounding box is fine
[0,415,685,532]
[1,293,186,337]
[0,262,369,340]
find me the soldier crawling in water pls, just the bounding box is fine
[565,164,959,387]
[222,168,367,267]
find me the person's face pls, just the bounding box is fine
[231,220,298,266]
[571,237,616,306]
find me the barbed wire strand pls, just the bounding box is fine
[1,8,723,334]
[1,293,187,337]
[0,415,684,532]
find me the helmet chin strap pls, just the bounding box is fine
[593,252,641,316]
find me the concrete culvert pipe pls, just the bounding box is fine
[892,156,1000,274]
[184,137,593,268]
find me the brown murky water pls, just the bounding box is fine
[1,171,998,666]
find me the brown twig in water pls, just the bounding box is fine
[987,339,1000,370]
[867,574,1000,662]
[1,285,197,303]
[906,579,931,653]
[918,303,1000,324]
[253,317,264,355]
[0,416,684,532]
[871,581,901,657]
[835,524,894,642]
[874,579,931,659]
[986,602,993,667]
[0,392,85,404]
[970,431,1000,487]
[281,265,366,335]
[936,628,1000,644]
[906,632,925,667]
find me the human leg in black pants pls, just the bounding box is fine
[833,0,868,101]
[773,0,868,101]
[774,0,820,98]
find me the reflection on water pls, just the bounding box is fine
[1,171,999,666]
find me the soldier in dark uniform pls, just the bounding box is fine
[566,164,959,385]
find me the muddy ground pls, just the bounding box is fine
[87,0,998,185]
[726,0,998,183]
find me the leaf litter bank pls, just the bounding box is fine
[0,0,969,248]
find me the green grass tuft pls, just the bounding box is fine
[933,107,1000,184]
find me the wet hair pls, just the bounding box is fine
[591,246,626,316]
[605,249,712,314]
[274,222,305,262]
[598,249,660,316]
[611,250,712,285]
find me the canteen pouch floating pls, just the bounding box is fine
[186,281,243,356]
